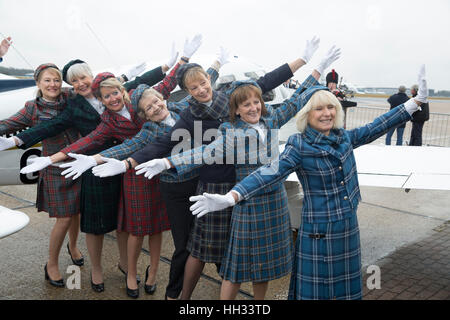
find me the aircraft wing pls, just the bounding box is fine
[0,205,29,239]
[281,144,450,191]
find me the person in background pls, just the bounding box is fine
[409,84,430,146]
[385,85,409,145]
[0,36,12,62]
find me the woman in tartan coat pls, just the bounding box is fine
[3,54,176,291]
[0,63,83,287]
[189,65,428,299]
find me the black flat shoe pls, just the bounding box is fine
[118,264,140,284]
[144,265,157,295]
[90,274,105,293]
[44,264,64,288]
[67,243,84,266]
[125,276,139,299]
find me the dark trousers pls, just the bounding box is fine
[410,122,425,146]
[160,178,198,299]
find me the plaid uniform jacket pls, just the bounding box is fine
[169,74,319,178]
[233,103,412,224]
[0,90,81,217]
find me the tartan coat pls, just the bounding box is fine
[169,75,319,282]
[0,90,81,217]
[15,66,166,234]
[232,98,412,299]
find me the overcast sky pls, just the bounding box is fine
[1,0,449,90]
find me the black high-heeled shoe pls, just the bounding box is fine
[144,265,157,295]
[90,273,105,293]
[44,264,64,288]
[118,264,140,284]
[125,275,139,299]
[67,243,84,267]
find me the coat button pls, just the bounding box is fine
[340,181,345,186]
[339,166,343,170]
[344,196,348,200]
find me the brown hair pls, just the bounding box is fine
[229,84,267,122]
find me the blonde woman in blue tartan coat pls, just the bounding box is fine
[189,65,428,299]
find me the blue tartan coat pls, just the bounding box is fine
[169,75,319,282]
[232,100,412,299]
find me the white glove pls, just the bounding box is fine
[124,62,147,81]
[217,46,231,67]
[183,34,202,58]
[315,45,341,75]
[20,156,52,174]
[166,41,179,69]
[92,157,126,178]
[189,192,236,218]
[135,158,171,180]
[300,36,320,64]
[415,64,428,104]
[0,136,16,151]
[59,153,97,180]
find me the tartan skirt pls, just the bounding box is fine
[288,214,363,300]
[220,185,293,283]
[187,181,234,263]
[37,165,81,218]
[79,169,121,235]
[117,170,170,236]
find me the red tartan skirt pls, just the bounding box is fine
[37,165,81,218]
[117,170,170,236]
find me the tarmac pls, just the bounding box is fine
[0,182,449,300]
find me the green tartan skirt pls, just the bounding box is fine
[79,170,121,235]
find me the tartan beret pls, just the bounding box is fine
[225,80,260,97]
[326,69,339,85]
[131,84,151,111]
[62,59,85,84]
[34,63,60,81]
[91,72,115,95]
[176,63,202,90]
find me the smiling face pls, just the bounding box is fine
[99,86,125,112]
[138,92,169,122]
[71,73,93,98]
[37,69,62,101]
[184,72,213,104]
[235,92,262,124]
[307,104,337,136]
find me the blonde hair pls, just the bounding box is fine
[36,67,62,98]
[183,66,210,89]
[137,88,164,120]
[67,63,93,84]
[295,90,344,132]
[96,77,131,104]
